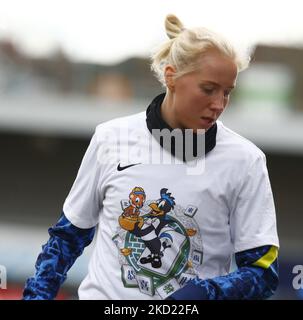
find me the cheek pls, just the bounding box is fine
[178,88,200,108]
[174,82,209,119]
[183,93,209,115]
[175,97,196,117]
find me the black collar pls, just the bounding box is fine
[146,92,217,162]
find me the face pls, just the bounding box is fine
[130,193,145,208]
[165,50,238,132]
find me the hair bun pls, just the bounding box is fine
[165,14,185,39]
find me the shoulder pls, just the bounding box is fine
[216,120,266,167]
[94,111,146,140]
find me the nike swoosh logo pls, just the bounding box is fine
[117,163,141,171]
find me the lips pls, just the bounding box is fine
[201,116,215,123]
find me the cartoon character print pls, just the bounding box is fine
[118,187,145,232]
[131,188,175,269]
[114,187,203,298]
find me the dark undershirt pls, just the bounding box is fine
[145,92,217,162]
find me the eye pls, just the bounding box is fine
[223,90,233,98]
[202,87,214,95]
[224,91,230,98]
[135,197,140,203]
[158,200,166,209]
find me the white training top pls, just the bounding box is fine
[63,111,279,300]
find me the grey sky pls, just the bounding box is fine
[0,0,302,64]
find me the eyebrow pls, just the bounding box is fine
[200,81,235,89]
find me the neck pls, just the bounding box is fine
[160,91,182,129]
[145,92,218,162]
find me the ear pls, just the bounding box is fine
[164,65,176,91]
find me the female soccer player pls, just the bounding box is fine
[23,14,279,300]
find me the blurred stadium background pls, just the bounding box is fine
[0,0,303,300]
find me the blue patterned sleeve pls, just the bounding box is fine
[23,212,96,300]
[167,245,279,300]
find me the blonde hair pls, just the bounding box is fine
[150,14,250,87]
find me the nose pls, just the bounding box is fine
[209,93,225,113]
